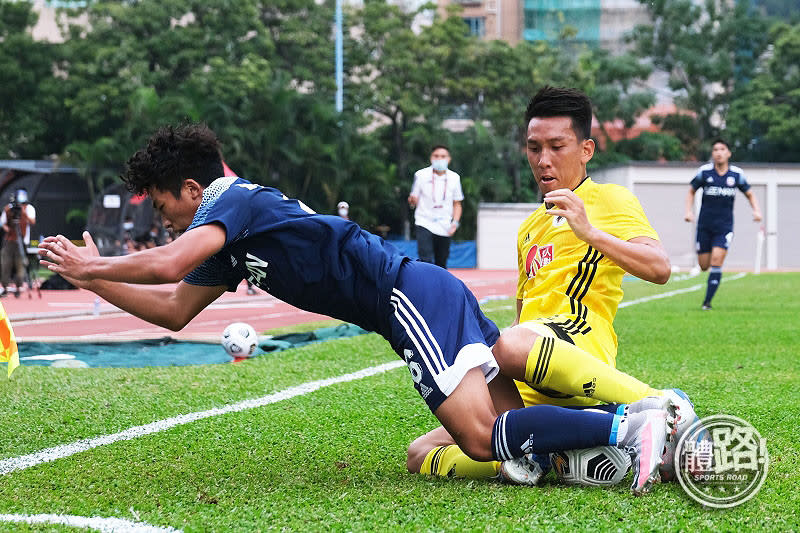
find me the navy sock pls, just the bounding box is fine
[704,266,722,305]
[567,403,626,415]
[490,405,621,460]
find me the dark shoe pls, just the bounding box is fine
[701,304,712,311]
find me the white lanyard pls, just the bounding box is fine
[432,172,447,208]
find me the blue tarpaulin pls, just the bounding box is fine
[18,323,371,368]
[386,240,476,268]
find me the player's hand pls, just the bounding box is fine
[408,194,418,208]
[38,231,99,281]
[684,212,694,223]
[447,222,458,237]
[753,212,763,222]
[543,188,595,242]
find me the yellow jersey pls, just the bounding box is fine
[516,177,659,354]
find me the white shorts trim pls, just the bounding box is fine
[435,342,498,397]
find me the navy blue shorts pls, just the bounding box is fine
[387,261,500,412]
[696,226,733,253]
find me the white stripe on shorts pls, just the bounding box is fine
[390,289,447,375]
[390,298,442,379]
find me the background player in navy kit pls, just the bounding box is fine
[684,139,762,310]
[39,124,673,495]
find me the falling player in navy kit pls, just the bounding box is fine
[39,124,675,495]
[684,139,762,310]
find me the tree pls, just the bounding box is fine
[458,38,576,201]
[347,2,474,193]
[578,49,655,149]
[0,1,65,157]
[726,22,800,161]
[631,0,770,154]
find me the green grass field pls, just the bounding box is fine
[1,273,798,532]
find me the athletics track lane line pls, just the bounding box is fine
[0,272,748,477]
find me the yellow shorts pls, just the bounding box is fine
[514,316,617,407]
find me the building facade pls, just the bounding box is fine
[438,0,524,44]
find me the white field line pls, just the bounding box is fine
[0,513,180,533]
[0,361,404,476]
[618,272,746,308]
[1,272,748,477]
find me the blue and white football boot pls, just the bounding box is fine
[498,453,551,486]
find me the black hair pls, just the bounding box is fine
[121,123,224,198]
[431,144,450,154]
[524,86,593,141]
[711,138,730,150]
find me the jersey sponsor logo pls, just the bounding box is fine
[704,186,736,197]
[726,176,736,187]
[525,244,554,279]
[245,252,269,286]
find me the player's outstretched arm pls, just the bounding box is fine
[544,188,670,284]
[40,230,227,330]
[40,225,226,284]
[87,279,226,331]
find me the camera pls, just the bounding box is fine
[8,194,21,221]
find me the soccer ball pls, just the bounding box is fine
[221,322,259,357]
[550,446,631,487]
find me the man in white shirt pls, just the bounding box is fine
[408,145,463,268]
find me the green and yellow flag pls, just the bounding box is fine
[0,302,19,377]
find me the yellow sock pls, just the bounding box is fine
[525,336,659,404]
[420,445,500,479]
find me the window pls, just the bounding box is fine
[463,17,486,37]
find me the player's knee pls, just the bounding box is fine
[492,326,535,369]
[448,417,495,462]
[454,432,493,462]
[406,435,431,474]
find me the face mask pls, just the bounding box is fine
[123,222,134,231]
[338,208,348,217]
[431,159,448,172]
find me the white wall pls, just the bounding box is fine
[476,203,540,270]
[477,162,800,271]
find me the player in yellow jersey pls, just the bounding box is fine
[407,87,698,489]
[510,167,658,408]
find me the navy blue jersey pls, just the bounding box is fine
[183,177,406,335]
[691,163,751,229]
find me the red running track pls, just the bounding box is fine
[4,269,516,343]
